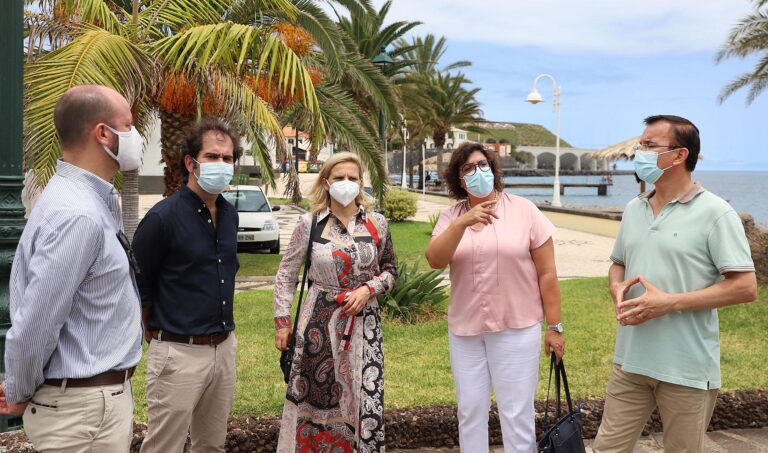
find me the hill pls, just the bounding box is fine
[475,121,573,148]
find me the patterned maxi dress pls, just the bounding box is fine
[274,207,397,452]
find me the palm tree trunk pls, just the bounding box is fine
[433,127,447,182]
[408,146,414,189]
[160,108,195,196]
[121,169,139,240]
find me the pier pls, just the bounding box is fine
[503,181,612,196]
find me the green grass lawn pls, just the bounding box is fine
[236,220,433,277]
[269,196,311,210]
[131,280,768,421]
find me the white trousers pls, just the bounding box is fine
[449,324,542,453]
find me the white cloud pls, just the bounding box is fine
[370,0,756,55]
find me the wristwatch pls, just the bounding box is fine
[547,323,564,333]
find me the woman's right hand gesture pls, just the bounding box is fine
[457,200,499,229]
[275,328,292,352]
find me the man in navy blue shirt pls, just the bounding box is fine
[133,118,241,452]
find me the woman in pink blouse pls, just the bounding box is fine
[273,152,397,452]
[425,143,565,452]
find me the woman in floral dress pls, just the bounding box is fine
[274,152,397,452]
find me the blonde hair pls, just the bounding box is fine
[308,152,372,214]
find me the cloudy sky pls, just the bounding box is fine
[370,0,768,171]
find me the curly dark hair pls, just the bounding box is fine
[180,117,243,183]
[443,142,504,199]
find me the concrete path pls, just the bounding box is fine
[390,427,768,452]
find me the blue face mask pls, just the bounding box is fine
[463,168,495,197]
[633,149,678,184]
[193,159,234,194]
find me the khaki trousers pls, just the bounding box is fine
[140,333,237,453]
[22,380,134,453]
[593,365,718,453]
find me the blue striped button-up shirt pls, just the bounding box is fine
[4,160,143,403]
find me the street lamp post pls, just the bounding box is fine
[0,0,27,432]
[421,139,426,195]
[525,74,562,207]
[372,46,393,177]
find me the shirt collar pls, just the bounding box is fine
[317,204,368,222]
[638,181,705,205]
[180,185,230,212]
[56,159,117,206]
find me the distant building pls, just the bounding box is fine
[423,127,512,157]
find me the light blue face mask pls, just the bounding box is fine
[633,149,678,184]
[463,168,495,198]
[193,159,234,194]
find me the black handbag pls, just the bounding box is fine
[279,215,316,384]
[538,353,586,453]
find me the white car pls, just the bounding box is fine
[222,185,281,254]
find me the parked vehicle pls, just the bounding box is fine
[222,185,280,254]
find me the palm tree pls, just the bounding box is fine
[425,72,485,180]
[396,34,483,181]
[24,0,321,237]
[716,0,768,104]
[334,0,420,181]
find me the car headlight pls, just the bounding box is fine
[262,220,277,231]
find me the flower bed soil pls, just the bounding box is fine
[0,390,765,452]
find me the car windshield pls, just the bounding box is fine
[223,190,270,213]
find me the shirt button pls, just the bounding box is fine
[218,259,222,263]
[222,300,226,305]
[220,279,224,284]
[208,219,212,223]
[198,209,201,213]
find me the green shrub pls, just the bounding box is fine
[427,212,440,232]
[382,261,447,322]
[384,188,417,222]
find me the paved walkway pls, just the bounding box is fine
[390,428,768,452]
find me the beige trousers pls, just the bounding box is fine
[593,365,718,453]
[22,380,134,453]
[140,333,237,453]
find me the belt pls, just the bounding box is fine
[44,367,135,388]
[151,330,230,346]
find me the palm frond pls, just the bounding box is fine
[316,85,386,198]
[37,0,125,33]
[716,4,768,103]
[25,28,155,188]
[153,22,322,120]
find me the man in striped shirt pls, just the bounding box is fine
[0,85,144,452]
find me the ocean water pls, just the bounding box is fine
[502,171,768,226]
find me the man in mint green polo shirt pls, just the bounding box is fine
[593,115,757,453]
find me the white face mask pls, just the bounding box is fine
[328,179,360,207]
[103,125,143,172]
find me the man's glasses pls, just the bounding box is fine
[633,144,679,152]
[460,160,491,176]
[116,231,141,275]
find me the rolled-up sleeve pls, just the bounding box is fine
[4,216,101,403]
[365,227,397,297]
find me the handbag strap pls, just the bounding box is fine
[543,353,576,429]
[289,215,317,342]
[542,352,557,430]
[558,356,575,415]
